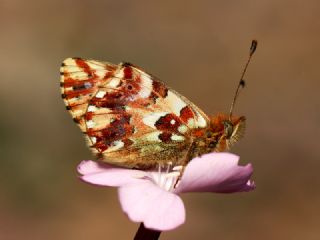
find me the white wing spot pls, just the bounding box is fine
[171,134,185,141]
[106,140,124,152]
[170,119,176,125]
[86,120,96,128]
[63,58,76,66]
[72,109,83,116]
[107,78,121,88]
[86,61,107,78]
[187,119,195,128]
[64,87,73,92]
[70,72,88,80]
[87,105,98,112]
[95,70,107,78]
[143,112,168,128]
[96,91,106,98]
[90,137,97,144]
[186,113,207,129]
[178,125,188,134]
[87,60,106,68]
[195,112,207,128]
[138,74,152,98]
[142,132,162,142]
[114,68,124,79]
[166,91,187,116]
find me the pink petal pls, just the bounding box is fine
[77,160,113,175]
[175,153,255,194]
[118,181,185,231]
[78,160,145,187]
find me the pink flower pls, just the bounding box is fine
[78,153,255,231]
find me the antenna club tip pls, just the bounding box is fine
[250,39,258,56]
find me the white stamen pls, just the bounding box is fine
[148,163,182,191]
[158,163,161,184]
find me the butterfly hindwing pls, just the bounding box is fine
[60,58,117,131]
[61,59,209,168]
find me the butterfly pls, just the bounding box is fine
[60,40,257,169]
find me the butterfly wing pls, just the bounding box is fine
[61,58,209,168]
[60,58,117,131]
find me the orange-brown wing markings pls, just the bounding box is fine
[83,62,209,168]
[60,58,117,131]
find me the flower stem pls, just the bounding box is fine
[134,223,161,240]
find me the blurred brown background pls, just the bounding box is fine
[1,0,319,239]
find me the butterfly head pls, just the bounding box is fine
[205,114,246,152]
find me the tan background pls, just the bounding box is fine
[1,0,319,239]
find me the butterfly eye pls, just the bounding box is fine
[223,121,234,138]
[127,84,133,90]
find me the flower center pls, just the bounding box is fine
[148,164,183,191]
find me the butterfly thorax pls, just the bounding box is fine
[189,114,246,160]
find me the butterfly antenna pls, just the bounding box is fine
[229,40,258,120]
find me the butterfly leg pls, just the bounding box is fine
[172,141,197,188]
[172,165,185,189]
